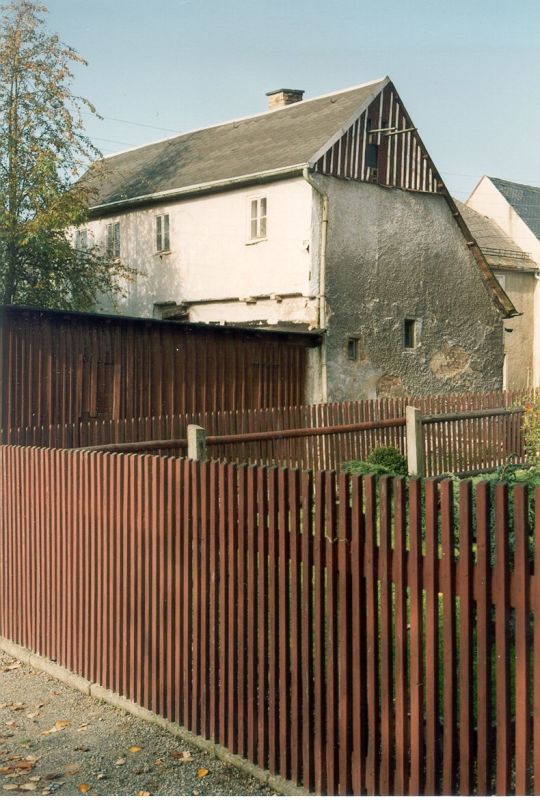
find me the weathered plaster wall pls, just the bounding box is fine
[87,178,317,327]
[316,176,504,400]
[494,269,535,388]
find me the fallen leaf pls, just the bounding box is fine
[43,773,61,781]
[128,746,143,753]
[135,793,150,797]
[26,712,39,720]
[197,768,209,779]
[96,774,105,780]
[54,720,69,731]
[10,703,25,712]
[5,661,21,671]
[77,724,88,732]
[78,784,90,794]
[25,756,40,764]
[115,758,125,766]
[0,767,12,775]
[13,761,33,771]
[63,763,81,776]
[154,759,163,766]
[20,784,38,792]
[35,703,45,709]
[170,750,192,762]
[3,784,19,791]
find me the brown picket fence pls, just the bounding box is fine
[1,444,539,794]
[0,389,527,475]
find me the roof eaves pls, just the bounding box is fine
[444,194,519,318]
[88,163,308,215]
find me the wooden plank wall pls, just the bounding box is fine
[0,307,309,431]
[1,445,539,794]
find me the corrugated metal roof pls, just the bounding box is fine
[456,200,536,271]
[490,177,540,240]
[84,79,387,208]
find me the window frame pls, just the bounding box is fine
[105,221,120,259]
[155,213,170,254]
[75,228,88,252]
[248,195,267,242]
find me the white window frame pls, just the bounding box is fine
[155,213,170,253]
[105,221,120,259]
[75,228,88,252]
[248,196,267,241]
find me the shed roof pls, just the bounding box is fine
[489,177,540,240]
[455,200,536,271]
[84,78,387,208]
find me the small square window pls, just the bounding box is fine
[106,221,120,258]
[156,213,170,253]
[404,319,417,348]
[347,338,359,360]
[249,197,267,240]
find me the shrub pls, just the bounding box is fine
[522,398,540,466]
[366,446,408,476]
[343,446,408,478]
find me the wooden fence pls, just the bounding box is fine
[1,444,539,794]
[1,389,527,475]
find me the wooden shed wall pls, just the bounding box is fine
[0,308,309,431]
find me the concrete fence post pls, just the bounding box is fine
[406,406,424,477]
[187,424,207,461]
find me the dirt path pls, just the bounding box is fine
[0,652,275,796]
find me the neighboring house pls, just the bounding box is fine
[80,77,516,402]
[466,175,540,388]
[457,198,537,389]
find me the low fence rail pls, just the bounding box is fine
[80,405,524,478]
[1,444,539,794]
[1,389,528,476]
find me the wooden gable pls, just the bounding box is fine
[312,80,443,194]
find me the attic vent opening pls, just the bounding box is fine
[265,88,304,110]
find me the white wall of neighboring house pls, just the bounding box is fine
[467,177,540,385]
[85,177,320,329]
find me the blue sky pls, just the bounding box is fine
[45,0,540,199]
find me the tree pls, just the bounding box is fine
[0,0,132,309]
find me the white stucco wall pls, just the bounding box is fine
[87,178,318,327]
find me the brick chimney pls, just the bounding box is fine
[266,88,305,110]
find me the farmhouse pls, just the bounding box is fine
[80,77,517,400]
[467,176,540,386]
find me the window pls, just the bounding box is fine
[250,197,267,240]
[75,228,88,252]
[403,318,417,349]
[156,214,170,253]
[106,222,120,258]
[347,337,359,361]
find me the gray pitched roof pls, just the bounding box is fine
[489,177,540,240]
[85,78,387,209]
[456,200,536,271]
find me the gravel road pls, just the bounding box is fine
[0,652,276,796]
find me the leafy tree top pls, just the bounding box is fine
[0,1,133,310]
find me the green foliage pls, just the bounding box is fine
[343,445,408,478]
[366,445,408,476]
[342,460,395,478]
[521,398,540,466]
[0,1,133,310]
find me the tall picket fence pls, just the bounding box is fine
[1,444,539,794]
